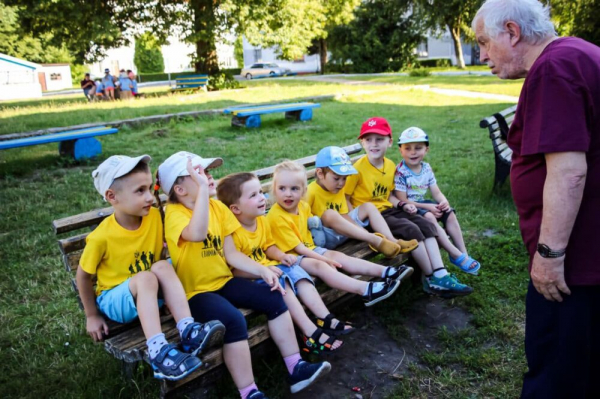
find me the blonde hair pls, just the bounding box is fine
[271,160,308,197]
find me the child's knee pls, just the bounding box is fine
[362,202,377,214]
[131,270,158,290]
[321,209,341,225]
[424,212,437,222]
[150,260,172,274]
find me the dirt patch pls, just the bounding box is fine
[288,297,472,399]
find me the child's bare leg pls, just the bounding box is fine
[321,209,381,247]
[423,213,462,259]
[424,237,446,270]
[150,260,191,322]
[323,250,386,277]
[223,341,255,388]
[357,203,396,241]
[296,280,351,332]
[128,271,161,339]
[409,242,434,275]
[268,310,300,357]
[445,213,468,254]
[283,281,342,348]
[300,258,367,295]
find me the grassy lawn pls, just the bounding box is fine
[0,80,528,398]
[338,74,524,97]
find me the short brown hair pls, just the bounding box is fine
[110,161,151,193]
[217,172,259,207]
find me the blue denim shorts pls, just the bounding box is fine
[415,199,455,226]
[310,206,369,249]
[96,278,163,324]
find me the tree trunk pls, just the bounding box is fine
[449,25,466,69]
[319,38,327,75]
[192,0,220,75]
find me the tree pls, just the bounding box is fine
[413,0,483,69]
[551,0,600,47]
[134,32,165,73]
[234,36,245,68]
[329,0,425,73]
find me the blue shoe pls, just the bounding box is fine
[151,343,203,381]
[181,320,226,356]
[288,360,331,393]
[449,253,480,275]
[424,273,473,298]
[248,389,268,399]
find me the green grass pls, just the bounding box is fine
[0,79,528,398]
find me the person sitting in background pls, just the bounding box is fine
[118,69,134,100]
[127,70,139,97]
[80,74,96,102]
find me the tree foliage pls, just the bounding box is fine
[134,32,165,73]
[551,0,600,47]
[329,0,425,73]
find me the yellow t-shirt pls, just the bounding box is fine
[232,216,279,267]
[307,181,349,217]
[266,201,316,255]
[80,207,163,296]
[345,156,396,211]
[165,199,240,299]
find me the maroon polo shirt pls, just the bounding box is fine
[508,37,600,286]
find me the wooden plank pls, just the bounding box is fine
[58,233,89,255]
[479,104,517,128]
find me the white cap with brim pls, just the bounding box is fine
[398,127,429,145]
[92,154,151,200]
[158,151,223,194]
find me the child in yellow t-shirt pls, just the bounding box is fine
[217,172,356,355]
[307,145,418,257]
[76,155,225,381]
[266,160,414,306]
[345,117,473,298]
[157,151,330,398]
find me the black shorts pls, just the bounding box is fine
[380,207,438,241]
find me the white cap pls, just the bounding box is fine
[157,151,223,194]
[398,127,429,145]
[92,154,151,200]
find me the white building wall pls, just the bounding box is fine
[40,64,73,91]
[418,30,473,66]
[242,38,320,73]
[0,54,42,101]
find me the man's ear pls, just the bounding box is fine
[105,189,117,204]
[229,203,241,215]
[505,21,522,46]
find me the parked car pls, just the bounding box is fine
[241,63,292,79]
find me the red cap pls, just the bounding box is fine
[358,117,392,139]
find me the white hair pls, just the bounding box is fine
[473,0,556,44]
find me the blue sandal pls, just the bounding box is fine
[151,343,203,381]
[449,253,480,275]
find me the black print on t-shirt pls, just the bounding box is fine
[372,182,388,198]
[326,201,342,212]
[201,232,223,257]
[250,246,266,262]
[128,250,156,274]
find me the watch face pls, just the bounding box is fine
[537,244,550,257]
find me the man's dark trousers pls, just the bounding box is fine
[522,280,600,398]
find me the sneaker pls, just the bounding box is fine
[384,265,414,282]
[248,389,268,399]
[423,273,473,298]
[363,279,401,307]
[288,360,331,393]
[151,343,203,381]
[181,320,226,356]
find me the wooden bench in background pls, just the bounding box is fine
[52,143,408,398]
[479,104,517,190]
[171,75,209,92]
[0,126,119,160]
[223,102,321,128]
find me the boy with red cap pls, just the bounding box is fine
[345,118,473,298]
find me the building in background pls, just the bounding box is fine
[242,38,320,74]
[0,53,42,101]
[39,64,73,91]
[416,30,480,66]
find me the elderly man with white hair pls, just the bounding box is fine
[473,0,599,398]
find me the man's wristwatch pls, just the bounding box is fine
[536,243,566,258]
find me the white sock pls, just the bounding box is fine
[147,332,169,360]
[433,268,448,278]
[382,266,396,278]
[177,317,195,337]
[364,282,385,296]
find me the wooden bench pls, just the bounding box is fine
[479,105,517,190]
[0,126,119,160]
[223,102,321,128]
[171,75,209,92]
[52,142,408,398]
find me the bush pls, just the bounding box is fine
[409,68,431,77]
[207,72,240,91]
[325,63,354,74]
[415,58,451,68]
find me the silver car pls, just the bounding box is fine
[241,63,292,79]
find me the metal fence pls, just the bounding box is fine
[0,70,36,85]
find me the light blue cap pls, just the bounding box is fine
[315,146,358,176]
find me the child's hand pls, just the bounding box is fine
[429,206,443,218]
[404,203,418,215]
[186,158,209,187]
[260,267,286,295]
[437,200,450,212]
[87,315,109,342]
[280,254,297,266]
[325,259,343,269]
[268,266,283,277]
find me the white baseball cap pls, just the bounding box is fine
[92,154,151,200]
[398,127,429,145]
[157,151,223,194]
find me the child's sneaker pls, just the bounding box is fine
[181,320,226,356]
[248,389,268,399]
[383,265,414,282]
[397,238,418,253]
[363,279,401,307]
[151,343,203,381]
[422,273,473,298]
[288,360,331,393]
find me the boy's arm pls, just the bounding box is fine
[223,236,285,294]
[76,266,109,342]
[429,184,450,211]
[293,243,342,269]
[265,244,297,266]
[345,194,355,212]
[181,162,210,242]
[391,190,418,214]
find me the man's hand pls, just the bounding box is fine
[530,252,571,302]
[87,315,109,342]
[280,254,297,266]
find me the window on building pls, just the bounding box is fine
[293,55,306,63]
[253,49,262,63]
[50,73,62,81]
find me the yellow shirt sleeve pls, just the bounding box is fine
[80,234,106,276]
